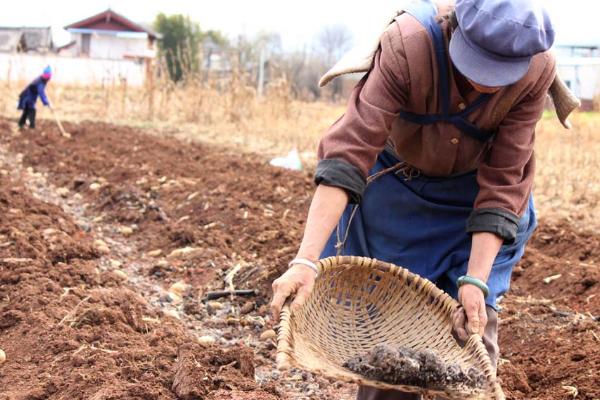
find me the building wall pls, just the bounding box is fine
[555,46,600,107]
[557,60,600,101]
[68,32,149,59]
[0,52,145,86]
[0,28,53,53]
[90,35,149,59]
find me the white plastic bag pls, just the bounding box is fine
[269,149,303,171]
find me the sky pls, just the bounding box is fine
[0,0,598,50]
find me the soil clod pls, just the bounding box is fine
[343,344,486,390]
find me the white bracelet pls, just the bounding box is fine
[289,258,319,276]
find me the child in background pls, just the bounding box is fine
[18,66,52,129]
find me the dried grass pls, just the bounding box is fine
[0,77,598,231]
[534,112,600,229]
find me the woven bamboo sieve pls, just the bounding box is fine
[276,256,505,400]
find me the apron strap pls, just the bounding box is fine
[403,0,451,116]
[449,115,496,142]
[399,0,495,143]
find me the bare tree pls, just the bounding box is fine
[316,25,353,100]
[317,24,353,66]
[277,49,324,100]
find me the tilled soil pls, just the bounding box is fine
[0,174,278,400]
[0,118,598,400]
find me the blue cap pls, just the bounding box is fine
[42,65,52,79]
[449,0,555,87]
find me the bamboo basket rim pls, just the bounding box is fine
[276,256,505,400]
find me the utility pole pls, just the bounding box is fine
[257,47,266,98]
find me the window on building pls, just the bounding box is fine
[81,33,91,56]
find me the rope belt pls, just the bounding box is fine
[336,160,419,254]
[366,161,421,184]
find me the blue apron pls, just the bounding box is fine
[320,0,537,309]
[321,150,536,310]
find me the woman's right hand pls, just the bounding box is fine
[270,264,317,323]
[270,184,349,324]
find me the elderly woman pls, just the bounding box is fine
[18,66,52,129]
[271,0,557,398]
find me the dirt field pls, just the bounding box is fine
[0,118,598,400]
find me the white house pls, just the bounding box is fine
[62,9,159,60]
[0,10,159,86]
[554,36,600,111]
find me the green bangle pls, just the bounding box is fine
[457,275,489,298]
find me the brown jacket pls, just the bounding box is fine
[315,11,556,242]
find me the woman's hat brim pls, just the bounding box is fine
[449,28,531,87]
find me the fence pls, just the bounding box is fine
[0,52,146,86]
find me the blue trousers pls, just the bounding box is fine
[321,150,536,310]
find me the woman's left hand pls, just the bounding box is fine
[452,284,487,341]
[453,232,501,340]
